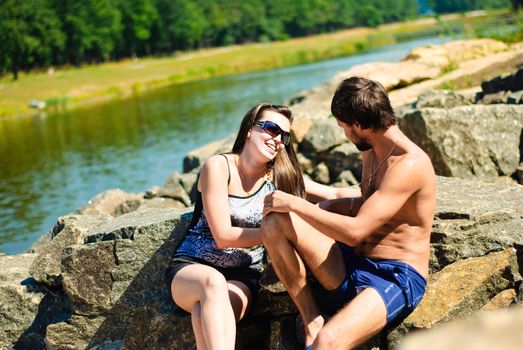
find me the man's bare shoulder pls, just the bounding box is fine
[390,148,435,190]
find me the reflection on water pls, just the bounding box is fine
[0,35,449,254]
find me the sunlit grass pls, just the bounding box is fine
[0,9,519,118]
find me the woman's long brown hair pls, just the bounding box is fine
[232,103,305,198]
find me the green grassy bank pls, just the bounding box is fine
[0,10,520,119]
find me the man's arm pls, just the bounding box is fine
[304,177,361,203]
[266,158,423,246]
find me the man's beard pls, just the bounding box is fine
[354,140,372,152]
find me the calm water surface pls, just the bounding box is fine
[0,36,449,254]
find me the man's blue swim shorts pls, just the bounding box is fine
[311,243,426,326]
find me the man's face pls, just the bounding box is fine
[336,119,372,151]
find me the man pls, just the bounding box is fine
[261,77,436,349]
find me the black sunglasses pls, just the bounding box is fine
[253,120,291,145]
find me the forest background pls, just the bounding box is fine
[1,0,521,80]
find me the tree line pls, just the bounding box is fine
[0,0,514,80]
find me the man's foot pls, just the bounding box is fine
[304,315,324,347]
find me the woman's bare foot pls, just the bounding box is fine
[304,314,324,348]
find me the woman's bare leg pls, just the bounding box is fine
[191,302,208,350]
[227,280,252,321]
[171,264,236,350]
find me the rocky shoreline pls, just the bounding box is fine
[1,38,522,350]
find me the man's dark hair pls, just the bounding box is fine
[330,77,396,129]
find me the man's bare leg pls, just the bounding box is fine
[313,288,387,349]
[261,212,346,346]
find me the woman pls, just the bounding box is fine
[166,103,305,349]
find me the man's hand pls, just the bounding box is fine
[264,190,297,215]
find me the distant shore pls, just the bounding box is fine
[0,10,518,119]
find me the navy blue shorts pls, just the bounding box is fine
[312,243,426,326]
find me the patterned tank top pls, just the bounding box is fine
[174,158,274,272]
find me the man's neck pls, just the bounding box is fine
[370,126,402,158]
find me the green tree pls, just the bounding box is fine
[53,0,121,65]
[170,0,207,49]
[118,0,158,57]
[0,0,64,79]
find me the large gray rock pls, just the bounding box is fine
[0,253,70,350]
[45,208,192,348]
[29,214,111,286]
[183,135,235,173]
[431,176,523,271]
[414,90,476,109]
[299,118,347,154]
[400,105,523,180]
[75,189,143,217]
[481,67,523,94]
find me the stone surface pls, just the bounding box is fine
[481,288,516,311]
[337,61,441,91]
[144,185,191,207]
[402,39,507,68]
[183,135,235,173]
[414,89,476,109]
[389,44,523,107]
[481,67,523,94]
[299,118,346,153]
[397,304,523,350]
[45,315,107,350]
[431,176,523,271]
[29,214,111,286]
[400,105,523,181]
[0,253,70,350]
[75,188,143,217]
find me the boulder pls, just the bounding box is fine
[183,135,235,173]
[414,89,476,109]
[481,67,523,94]
[0,253,70,350]
[399,105,523,181]
[335,61,440,91]
[144,185,191,207]
[397,304,523,350]
[45,208,192,347]
[75,189,143,217]
[299,118,347,153]
[402,39,507,69]
[29,214,111,286]
[431,176,523,271]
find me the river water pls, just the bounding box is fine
[0,35,449,254]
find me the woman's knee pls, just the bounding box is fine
[201,270,229,298]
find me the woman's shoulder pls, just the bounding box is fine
[200,154,232,183]
[203,154,230,170]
